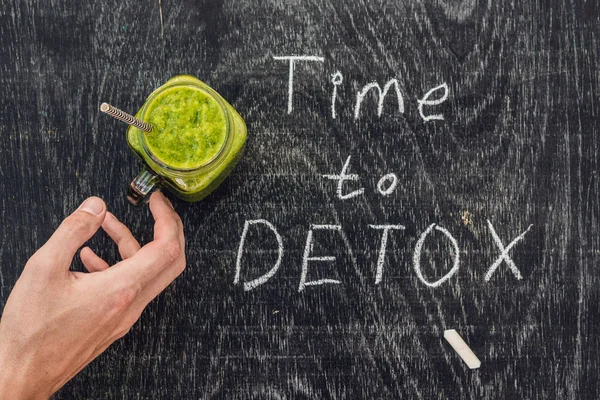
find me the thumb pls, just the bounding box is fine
[37,197,107,269]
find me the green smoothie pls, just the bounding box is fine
[126,75,247,203]
[144,86,227,170]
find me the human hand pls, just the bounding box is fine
[0,191,186,399]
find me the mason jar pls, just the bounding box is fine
[126,75,247,205]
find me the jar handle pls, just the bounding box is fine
[127,169,161,206]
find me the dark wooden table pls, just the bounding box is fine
[1,0,599,398]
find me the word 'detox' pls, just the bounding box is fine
[234,220,533,292]
[273,55,449,121]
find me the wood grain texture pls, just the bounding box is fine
[0,0,599,398]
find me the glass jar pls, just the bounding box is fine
[126,75,247,205]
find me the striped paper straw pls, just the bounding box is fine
[100,103,153,133]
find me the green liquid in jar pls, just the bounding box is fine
[144,86,227,170]
[126,75,247,202]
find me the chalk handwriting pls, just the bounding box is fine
[376,173,399,196]
[417,83,449,122]
[369,224,406,284]
[272,56,449,121]
[234,220,534,290]
[354,79,404,120]
[234,219,284,291]
[484,220,533,281]
[241,62,535,293]
[413,224,460,287]
[331,71,343,119]
[322,156,365,200]
[273,55,325,114]
[323,155,404,198]
[299,224,342,292]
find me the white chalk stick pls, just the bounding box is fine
[444,329,481,369]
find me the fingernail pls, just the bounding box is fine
[78,197,104,216]
[165,196,174,210]
[157,191,174,210]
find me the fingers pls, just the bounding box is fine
[86,192,184,348]
[80,213,140,273]
[35,197,107,271]
[149,191,181,242]
[102,212,141,259]
[130,192,186,307]
[104,191,185,292]
[80,247,109,272]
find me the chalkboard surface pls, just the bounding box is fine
[1,0,599,398]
